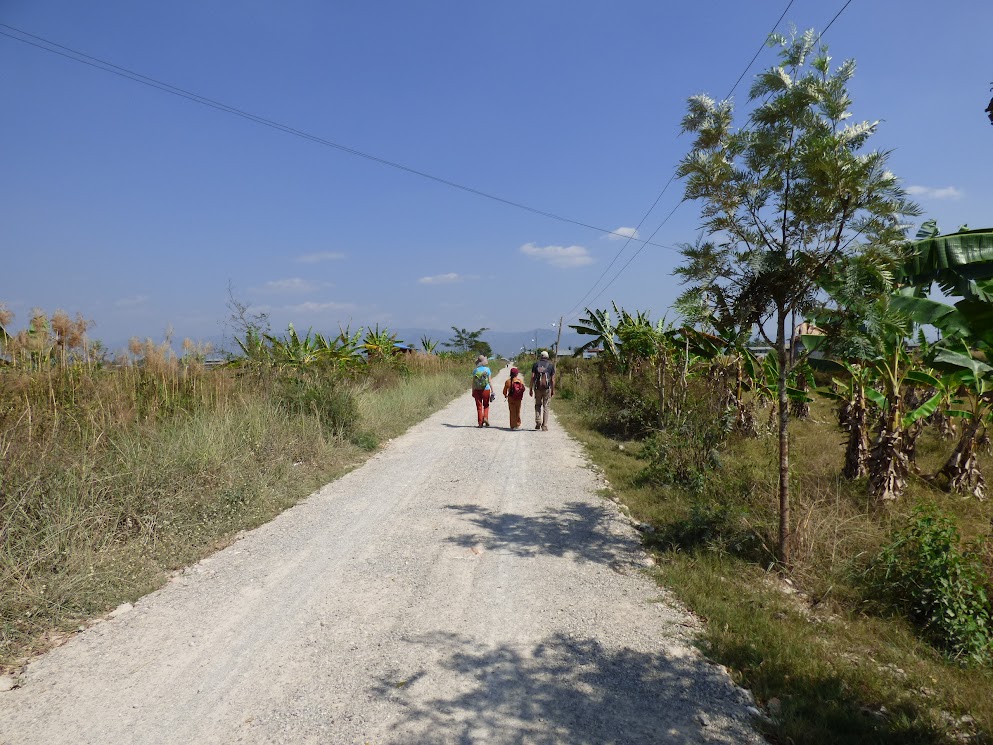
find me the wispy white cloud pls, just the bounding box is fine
[605,226,640,241]
[520,242,593,268]
[114,295,149,308]
[256,277,334,293]
[258,278,327,293]
[418,272,477,285]
[295,251,346,263]
[283,301,356,313]
[906,185,963,200]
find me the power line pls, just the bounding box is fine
[560,0,795,323]
[0,23,670,249]
[723,0,795,100]
[571,202,681,320]
[820,0,854,38]
[562,0,857,325]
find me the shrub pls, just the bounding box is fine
[636,383,732,490]
[870,504,993,665]
[273,373,357,439]
[579,376,658,438]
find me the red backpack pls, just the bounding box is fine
[509,378,526,400]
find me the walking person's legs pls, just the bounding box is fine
[509,398,521,428]
[473,389,486,427]
[540,389,551,430]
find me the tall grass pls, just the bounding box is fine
[0,350,469,668]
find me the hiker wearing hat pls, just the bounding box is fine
[471,354,495,428]
[502,366,526,429]
[529,350,555,431]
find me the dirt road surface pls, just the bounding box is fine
[0,368,761,744]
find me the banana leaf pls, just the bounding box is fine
[903,392,942,428]
[901,226,993,299]
[946,409,976,419]
[865,388,888,410]
[904,370,940,388]
[933,348,993,378]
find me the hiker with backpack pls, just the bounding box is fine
[529,350,555,431]
[502,366,527,430]
[471,354,495,428]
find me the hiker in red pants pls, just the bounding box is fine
[502,366,526,429]
[471,355,494,427]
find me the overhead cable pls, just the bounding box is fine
[0,23,669,248]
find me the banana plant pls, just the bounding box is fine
[570,305,619,362]
[815,360,875,479]
[932,344,992,499]
[361,324,400,362]
[683,325,760,435]
[864,332,943,501]
[892,286,993,499]
[420,335,439,354]
[265,324,324,368]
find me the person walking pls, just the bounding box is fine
[471,355,495,428]
[502,366,526,429]
[529,350,555,431]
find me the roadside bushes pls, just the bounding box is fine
[273,373,358,440]
[637,382,733,490]
[869,505,993,665]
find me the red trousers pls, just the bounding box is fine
[507,397,523,428]
[472,389,491,425]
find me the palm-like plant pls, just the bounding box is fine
[362,324,400,362]
[420,335,439,354]
[570,305,619,362]
[933,350,992,500]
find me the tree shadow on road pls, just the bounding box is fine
[443,502,641,566]
[371,630,757,744]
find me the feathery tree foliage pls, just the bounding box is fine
[444,327,492,358]
[676,29,919,564]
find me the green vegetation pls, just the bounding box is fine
[555,360,993,743]
[552,30,993,741]
[0,309,469,669]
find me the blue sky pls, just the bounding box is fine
[2,1,991,351]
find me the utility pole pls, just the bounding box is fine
[553,316,563,358]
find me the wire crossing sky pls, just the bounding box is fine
[1,1,989,352]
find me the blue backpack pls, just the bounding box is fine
[472,367,490,390]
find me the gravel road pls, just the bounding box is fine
[0,367,762,744]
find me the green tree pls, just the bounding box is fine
[676,29,919,564]
[444,326,490,355]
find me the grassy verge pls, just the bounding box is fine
[0,360,467,669]
[554,376,993,744]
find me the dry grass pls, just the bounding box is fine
[0,346,469,670]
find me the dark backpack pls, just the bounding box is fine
[534,363,552,391]
[472,367,490,391]
[509,379,526,399]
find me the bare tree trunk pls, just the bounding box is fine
[841,391,869,480]
[868,405,908,501]
[790,373,810,419]
[939,420,987,500]
[776,309,791,567]
[657,362,665,429]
